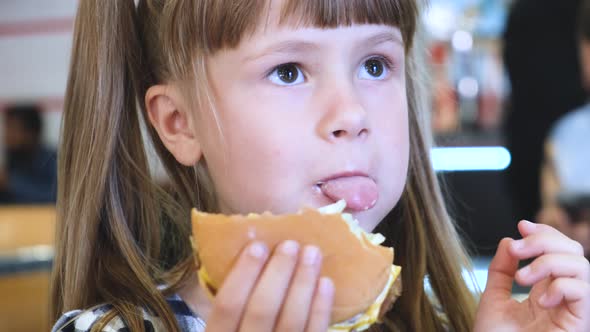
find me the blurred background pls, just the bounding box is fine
[1,0,589,331]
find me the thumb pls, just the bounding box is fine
[484,238,519,298]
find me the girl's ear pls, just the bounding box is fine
[145,85,202,166]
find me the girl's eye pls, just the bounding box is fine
[268,63,304,86]
[359,57,391,80]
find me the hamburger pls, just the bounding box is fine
[191,200,402,331]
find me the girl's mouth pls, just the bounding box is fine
[315,174,379,212]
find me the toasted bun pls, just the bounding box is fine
[191,206,401,330]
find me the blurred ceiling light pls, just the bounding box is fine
[431,147,512,172]
[423,3,457,40]
[452,30,474,52]
[458,77,479,98]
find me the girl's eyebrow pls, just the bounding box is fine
[244,30,404,63]
[363,31,404,48]
[244,40,319,63]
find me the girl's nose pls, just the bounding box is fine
[317,94,369,143]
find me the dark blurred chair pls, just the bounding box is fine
[0,103,57,204]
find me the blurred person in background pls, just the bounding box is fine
[537,0,590,257]
[503,0,587,222]
[0,104,57,204]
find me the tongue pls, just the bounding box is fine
[320,176,379,211]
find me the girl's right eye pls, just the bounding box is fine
[268,63,304,86]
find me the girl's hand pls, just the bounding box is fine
[537,206,590,257]
[205,241,334,332]
[474,220,590,332]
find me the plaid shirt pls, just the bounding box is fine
[51,294,206,332]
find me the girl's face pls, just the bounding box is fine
[195,5,409,232]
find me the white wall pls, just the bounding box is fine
[0,1,168,178]
[0,0,77,22]
[0,0,77,153]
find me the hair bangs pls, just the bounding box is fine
[278,0,420,51]
[199,0,420,53]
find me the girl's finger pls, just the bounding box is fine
[275,245,323,332]
[515,254,590,286]
[484,238,519,298]
[206,242,269,332]
[538,277,590,319]
[304,277,335,332]
[510,230,585,259]
[517,220,555,237]
[517,220,583,254]
[240,240,300,332]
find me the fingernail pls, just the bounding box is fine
[522,220,535,228]
[303,246,320,266]
[512,239,525,251]
[280,240,299,256]
[249,242,267,258]
[319,277,334,296]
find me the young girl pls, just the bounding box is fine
[51,0,590,331]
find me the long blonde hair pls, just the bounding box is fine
[51,0,476,331]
